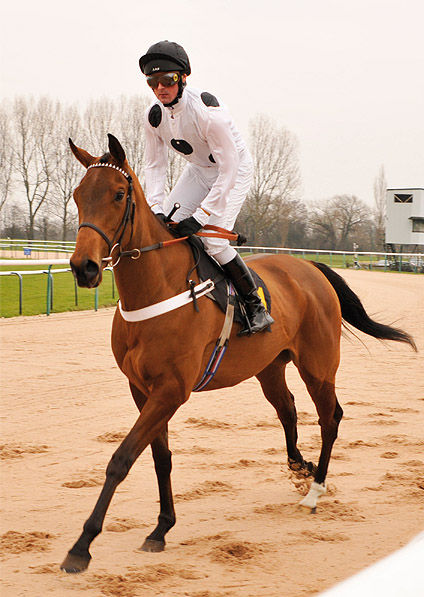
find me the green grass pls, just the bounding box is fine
[0,263,118,318]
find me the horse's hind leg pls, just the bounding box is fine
[256,354,315,477]
[298,371,343,509]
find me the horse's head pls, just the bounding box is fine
[69,134,135,288]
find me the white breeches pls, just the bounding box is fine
[164,153,253,265]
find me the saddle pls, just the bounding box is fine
[186,235,272,326]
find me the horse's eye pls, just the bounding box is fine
[115,191,125,202]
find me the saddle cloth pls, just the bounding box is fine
[187,236,272,325]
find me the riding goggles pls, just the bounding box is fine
[146,72,180,89]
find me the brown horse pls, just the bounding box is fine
[61,134,416,573]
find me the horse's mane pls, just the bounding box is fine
[99,152,111,164]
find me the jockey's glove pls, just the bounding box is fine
[174,216,203,237]
[155,213,168,224]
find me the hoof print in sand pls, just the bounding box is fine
[0,531,55,554]
[175,480,234,501]
[0,443,48,459]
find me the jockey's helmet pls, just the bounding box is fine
[139,41,191,76]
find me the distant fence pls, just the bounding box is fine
[1,238,423,273]
[0,239,75,259]
[0,259,115,316]
[238,246,424,273]
[1,241,422,317]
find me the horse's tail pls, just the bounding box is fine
[312,262,417,351]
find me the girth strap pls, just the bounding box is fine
[118,279,215,322]
[192,283,236,391]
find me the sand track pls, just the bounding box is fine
[1,269,423,596]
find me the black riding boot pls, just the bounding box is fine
[222,254,274,336]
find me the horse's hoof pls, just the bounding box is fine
[60,552,91,573]
[299,481,327,509]
[140,538,165,553]
[288,458,316,477]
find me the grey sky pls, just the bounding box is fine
[2,0,423,205]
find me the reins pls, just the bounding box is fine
[102,225,239,267]
[78,161,244,268]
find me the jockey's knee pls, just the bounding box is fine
[204,243,237,265]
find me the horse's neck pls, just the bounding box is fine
[114,206,195,311]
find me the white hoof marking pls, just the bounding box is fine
[299,481,326,509]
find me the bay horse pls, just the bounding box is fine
[61,134,416,573]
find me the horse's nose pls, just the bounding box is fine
[70,257,101,288]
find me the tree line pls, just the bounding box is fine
[0,96,386,251]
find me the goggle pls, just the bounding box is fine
[146,72,180,89]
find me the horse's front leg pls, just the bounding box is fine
[141,426,175,552]
[60,390,184,573]
[128,383,176,553]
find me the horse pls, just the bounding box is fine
[61,134,416,573]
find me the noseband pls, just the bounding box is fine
[78,162,135,266]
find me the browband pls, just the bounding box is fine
[87,162,131,180]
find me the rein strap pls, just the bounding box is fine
[103,225,239,263]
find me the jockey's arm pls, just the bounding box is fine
[192,110,240,227]
[144,110,168,215]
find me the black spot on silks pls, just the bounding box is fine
[171,139,193,155]
[148,104,162,127]
[201,92,220,107]
[208,154,216,163]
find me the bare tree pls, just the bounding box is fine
[83,98,118,152]
[310,195,370,250]
[50,103,82,240]
[12,97,59,239]
[0,102,14,216]
[373,164,387,250]
[237,114,302,245]
[1,201,27,238]
[115,95,150,180]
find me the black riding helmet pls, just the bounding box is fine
[139,40,191,75]
[139,41,191,106]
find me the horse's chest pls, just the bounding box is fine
[113,333,163,386]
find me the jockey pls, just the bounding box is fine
[139,40,274,336]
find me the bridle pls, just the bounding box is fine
[78,162,135,266]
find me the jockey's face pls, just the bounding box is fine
[146,72,186,105]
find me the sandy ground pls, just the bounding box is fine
[1,269,423,597]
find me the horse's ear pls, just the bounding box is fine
[108,134,126,166]
[69,138,96,168]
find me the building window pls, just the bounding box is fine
[411,218,424,233]
[394,193,413,203]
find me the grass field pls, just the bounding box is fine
[0,264,118,318]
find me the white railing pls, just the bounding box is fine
[237,246,423,272]
[1,243,422,317]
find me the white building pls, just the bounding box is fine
[385,188,424,246]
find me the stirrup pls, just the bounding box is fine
[238,310,274,337]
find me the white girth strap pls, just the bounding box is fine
[118,279,215,322]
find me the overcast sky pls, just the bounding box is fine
[2,0,423,206]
